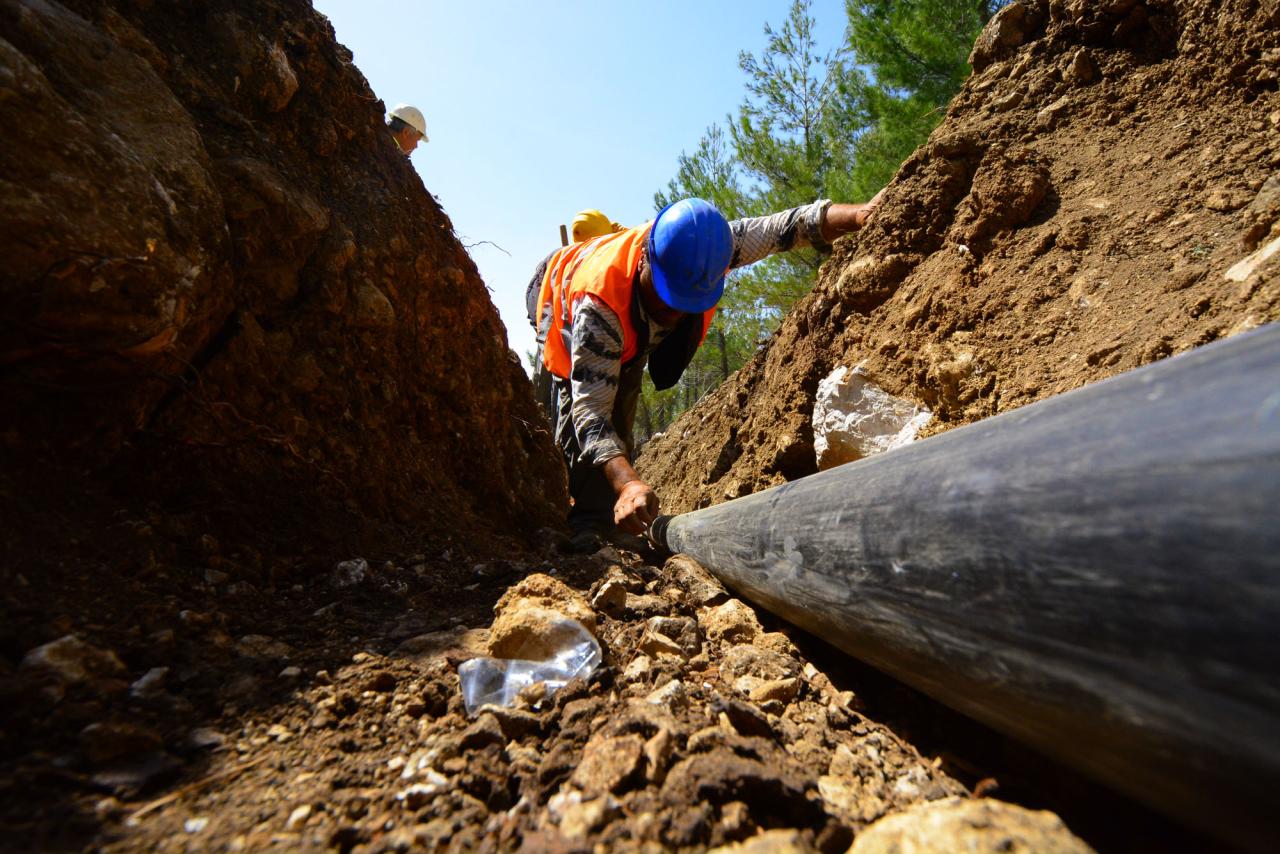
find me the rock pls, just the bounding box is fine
[663,555,728,606]
[1066,49,1098,85]
[849,796,1093,854]
[709,828,815,853]
[547,790,619,838]
[590,578,628,612]
[753,632,800,658]
[717,698,774,739]
[1204,188,1251,212]
[722,644,801,683]
[624,593,671,618]
[622,655,653,684]
[747,677,802,705]
[480,705,542,739]
[80,722,163,763]
[279,665,302,680]
[812,365,932,470]
[397,774,447,809]
[129,667,169,699]
[267,724,293,743]
[332,558,369,588]
[285,804,312,830]
[969,1,1042,72]
[570,733,645,796]
[458,713,505,751]
[701,600,763,644]
[638,629,687,660]
[489,574,597,659]
[643,727,674,782]
[21,635,126,692]
[185,728,227,751]
[184,817,209,834]
[645,679,689,712]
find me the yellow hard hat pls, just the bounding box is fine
[571,209,619,242]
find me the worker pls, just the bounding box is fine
[527,193,884,552]
[571,209,623,243]
[387,103,427,155]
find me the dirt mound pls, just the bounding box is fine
[640,0,1280,513]
[0,0,565,554]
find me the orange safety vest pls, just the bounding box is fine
[537,224,715,380]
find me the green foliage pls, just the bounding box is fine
[636,0,1001,444]
[841,0,1007,196]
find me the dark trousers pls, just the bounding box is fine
[551,358,645,535]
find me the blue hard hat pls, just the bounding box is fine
[647,198,733,314]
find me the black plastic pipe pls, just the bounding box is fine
[651,323,1280,851]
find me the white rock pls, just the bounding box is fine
[184,817,209,834]
[812,364,931,470]
[285,804,311,831]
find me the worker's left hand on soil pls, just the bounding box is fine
[614,480,659,535]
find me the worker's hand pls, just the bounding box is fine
[614,480,659,536]
[854,188,886,229]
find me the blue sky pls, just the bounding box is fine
[311,0,850,369]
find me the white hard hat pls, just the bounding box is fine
[388,103,428,141]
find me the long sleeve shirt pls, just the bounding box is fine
[564,200,834,467]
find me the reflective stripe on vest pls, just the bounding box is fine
[538,224,714,379]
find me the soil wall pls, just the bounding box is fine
[640,0,1280,513]
[0,0,565,555]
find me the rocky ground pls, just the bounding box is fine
[0,474,1217,852]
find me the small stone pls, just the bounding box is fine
[285,804,312,831]
[21,635,126,688]
[184,817,209,834]
[480,705,542,739]
[279,666,302,680]
[570,734,645,796]
[643,727,674,782]
[1204,188,1250,212]
[638,627,689,660]
[332,558,368,588]
[1066,49,1097,85]
[204,568,229,585]
[267,724,293,743]
[548,790,618,838]
[662,556,728,607]
[701,600,762,644]
[397,774,446,809]
[459,713,505,751]
[645,679,688,712]
[746,677,802,706]
[624,593,671,618]
[130,667,169,699]
[849,796,1092,854]
[622,655,653,684]
[590,578,628,612]
[718,698,774,739]
[185,728,226,751]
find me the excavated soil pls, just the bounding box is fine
[640,0,1280,511]
[1,0,1275,852]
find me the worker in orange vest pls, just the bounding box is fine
[527,194,883,552]
[571,209,623,243]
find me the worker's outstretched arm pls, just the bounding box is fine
[603,456,659,535]
[820,188,886,241]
